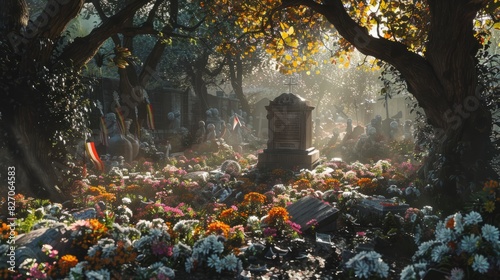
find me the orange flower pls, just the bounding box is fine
[206,221,231,237]
[483,180,499,194]
[220,208,235,220]
[357,178,378,195]
[320,178,341,191]
[265,206,289,225]
[89,219,107,233]
[293,178,312,191]
[0,223,15,240]
[57,255,78,275]
[445,217,455,229]
[243,192,266,205]
[87,186,106,195]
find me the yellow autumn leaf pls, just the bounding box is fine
[285,54,292,61]
[287,26,295,35]
[494,22,500,30]
[289,39,299,48]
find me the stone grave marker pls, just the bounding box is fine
[286,196,339,233]
[9,224,72,268]
[257,93,320,170]
[354,196,409,224]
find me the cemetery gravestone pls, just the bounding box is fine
[286,196,339,232]
[257,93,320,170]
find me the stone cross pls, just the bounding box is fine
[284,77,297,94]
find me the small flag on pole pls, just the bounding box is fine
[146,103,155,130]
[99,116,108,146]
[232,115,241,130]
[85,142,104,172]
[115,107,126,135]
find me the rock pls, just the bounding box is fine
[182,171,210,183]
[5,223,71,268]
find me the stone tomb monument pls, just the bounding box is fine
[257,93,320,170]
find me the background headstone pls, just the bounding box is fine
[257,93,320,170]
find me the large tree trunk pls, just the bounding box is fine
[4,100,68,202]
[0,0,151,202]
[300,0,496,212]
[228,54,251,114]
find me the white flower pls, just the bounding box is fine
[421,206,433,215]
[87,245,99,258]
[136,220,153,231]
[149,228,164,238]
[152,218,166,227]
[69,261,87,279]
[146,262,175,278]
[413,262,429,278]
[481,224,500,243]
[212,240,224,254]
[453,213,464,234]
[133,236,151,250]
[459,234,479,253]
[431,244,450,262]
[448,267,464,280]
[85,269,111,280]
[102,244,116,258]
[364,251,382,261]
[415,241,437,257]
[173,219,199,232]
[342,191,353,198]
[207,254,221,268]
[400,265,416,280]
[121,197,131,205]
[472,254,489,273]
[185,257,194,273]
[435,224,454,243]
[247,215,260,228]
[223,253,239,272]
[373,259,389,278]
[353,261,370,279]
[463,211,482,226]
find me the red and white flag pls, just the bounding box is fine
[85,142,104,172]
[232,115,241,130]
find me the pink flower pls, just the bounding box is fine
[69,220,90,231]
[41,244,53,253]
[356,231,366,237]
[49,250,58,258]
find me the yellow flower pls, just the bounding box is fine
[484,200,495,213]
[57,255,78,276]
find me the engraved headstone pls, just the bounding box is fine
[286,196,339,232]
[257,93,320,170]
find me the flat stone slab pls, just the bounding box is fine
[287,196,339,232]
[182,171,209,182]
[355,197,409,220]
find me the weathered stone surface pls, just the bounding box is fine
[182,171,210,182]
[258,93,320,170]
[353,197,409,226]
[286,196,338,232]
[5,224,71,268]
